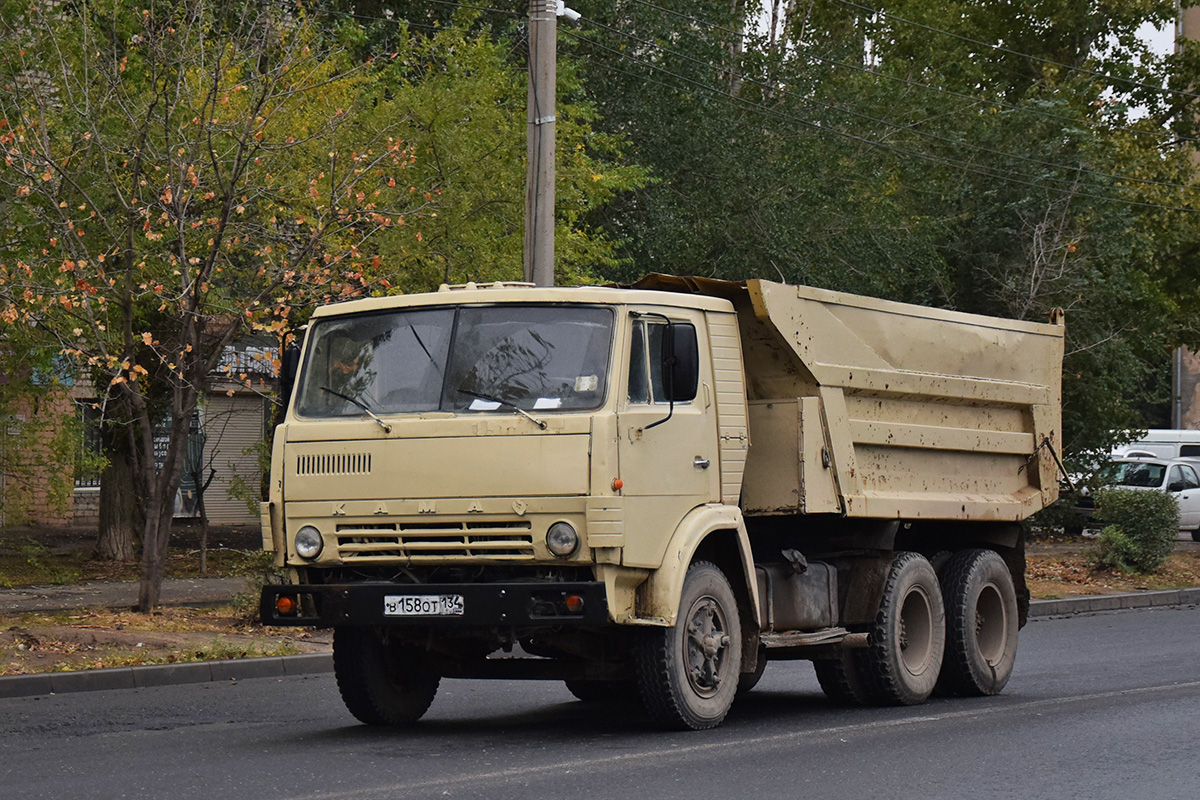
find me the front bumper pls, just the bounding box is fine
[261,581,610,628]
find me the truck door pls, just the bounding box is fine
[616,308,720,568]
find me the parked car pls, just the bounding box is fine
[1077,457,1200,541]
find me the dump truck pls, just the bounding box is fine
[260,275,1065,730]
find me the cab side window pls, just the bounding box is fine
[628,321,650,404]
[627,319,668,405]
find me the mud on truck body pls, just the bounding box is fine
[260,275,1065,730]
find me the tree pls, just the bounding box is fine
[314,6,648,289]
[570,0,1200,460]
[0,0,426,610]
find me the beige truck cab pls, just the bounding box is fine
[261,276,1064,730]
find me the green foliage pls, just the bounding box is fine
[572,0,1200,459]
[1090,488,1180,573]
[0,0,434,605]
[1091,526,1142,573]
[336,16,647,292]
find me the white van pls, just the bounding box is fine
[1112,429,1200,460]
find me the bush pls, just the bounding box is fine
[1089,488,1179,573]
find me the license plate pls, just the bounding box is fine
[383,594,465,617]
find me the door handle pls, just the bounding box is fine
[694,457,711,469]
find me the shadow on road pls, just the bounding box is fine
[284,683,869,746]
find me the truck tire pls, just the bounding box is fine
[564,680,638,703]
[333,626,440,725]
[1192,528,1200,543]
[636,561,743,730]
[813,653,871,705]
[936,549,1019,697]
[859,551,945,706]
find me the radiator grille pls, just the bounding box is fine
[296,452,372,476]
[334,521,534,562]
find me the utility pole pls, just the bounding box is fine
[524,0,576,287]
[1175,0,1198,427]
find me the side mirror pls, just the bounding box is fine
[1168,480,1186,493]
[662,322,699,402]
[280,344,301,413]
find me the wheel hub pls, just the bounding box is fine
[685,596,729,697]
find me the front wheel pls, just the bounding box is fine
[333,626,440,725]
[636,561,743,730]
[936,549,1019,696]
[858,552,945,706]
[1192,528,1200,543]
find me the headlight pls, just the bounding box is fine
[546,522,579,557]
[294,525,324,559]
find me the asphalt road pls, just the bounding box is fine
[3,606,1198,800]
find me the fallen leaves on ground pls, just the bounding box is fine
[0,606,329,676]
[1026,543,1200,599]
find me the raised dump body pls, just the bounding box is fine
[633,275,1065,521]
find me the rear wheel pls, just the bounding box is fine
[1192,528,1200,543]
[813,652,871,705]
[936,549,1019,696]
[333,626,440,725]
[858,552,945,706]
[636,561,743,730]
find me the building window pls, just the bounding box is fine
[75,401,102,489]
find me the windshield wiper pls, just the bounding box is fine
[457,389,547,430]
[321,386,392,433]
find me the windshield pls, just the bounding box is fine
[1099,461,1167,489]
[295,305,614,418]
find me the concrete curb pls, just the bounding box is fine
[0,652,332,700]
[1028,587,1200,617]
[3,589,1199,700]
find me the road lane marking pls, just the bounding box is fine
[283,679,1200,800]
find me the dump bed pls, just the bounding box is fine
[634,275,1065,522]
